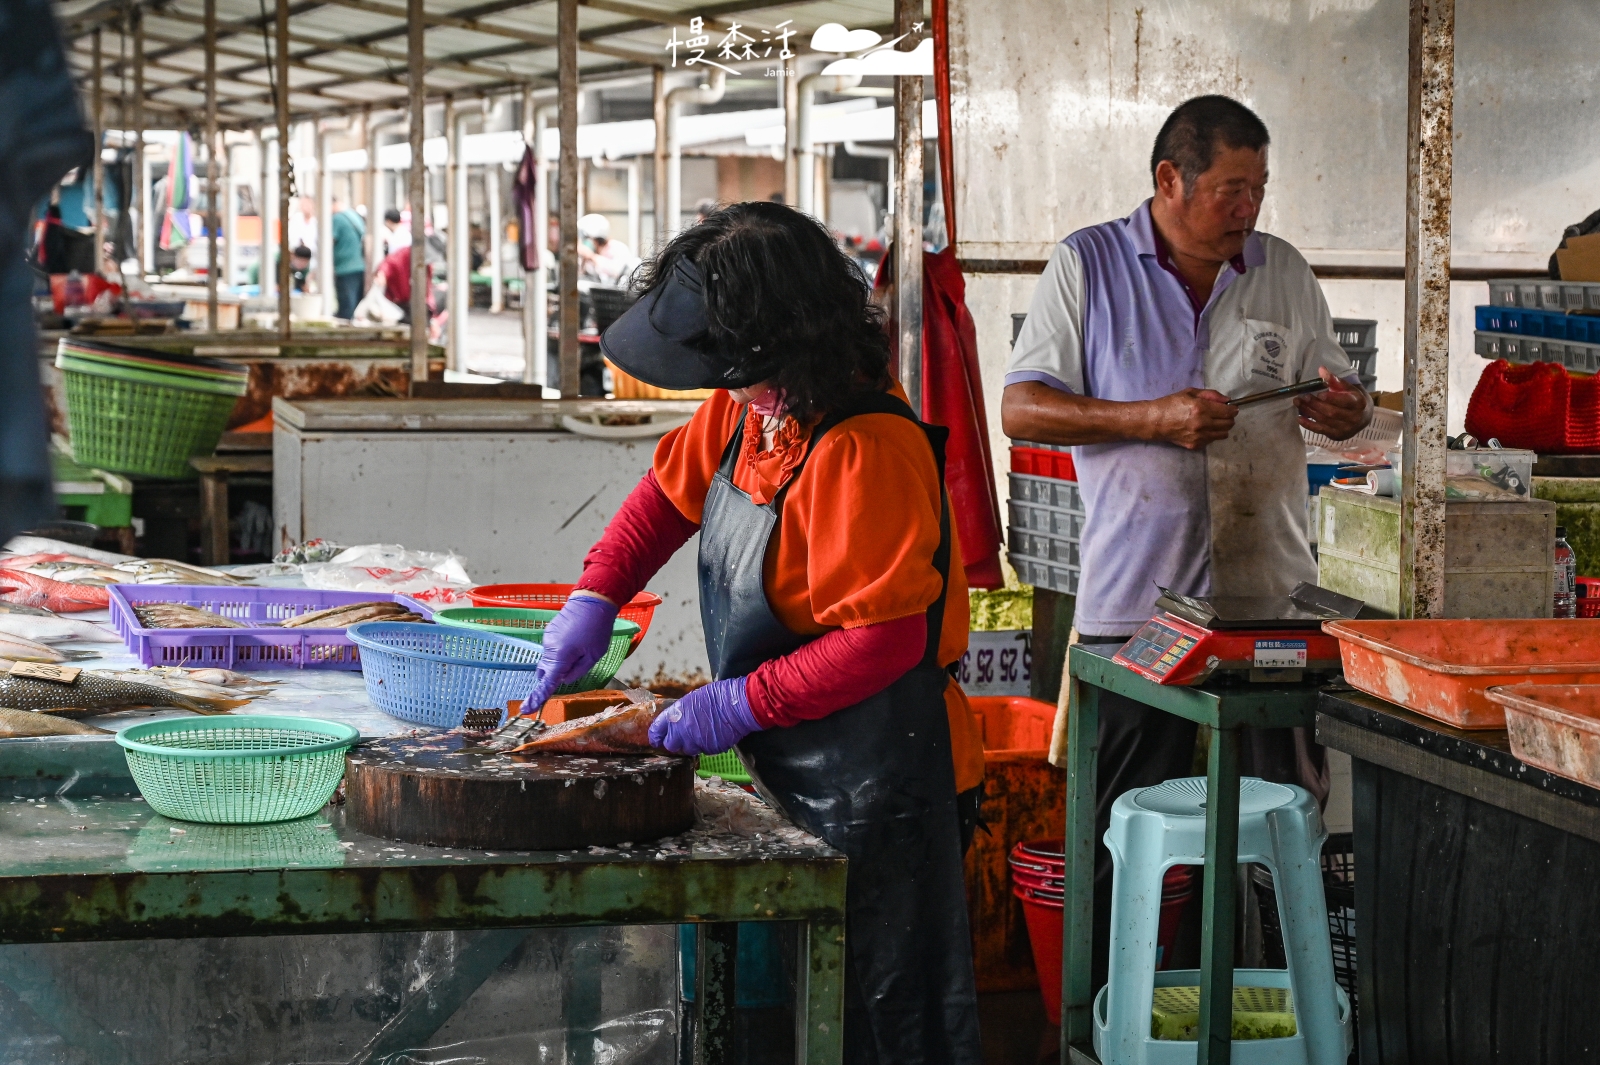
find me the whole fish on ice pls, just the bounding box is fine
[0,672,247,718]
[0,614,118,644]
[0,707,110,738]
[0,570,109,612]
[0,632,99,663]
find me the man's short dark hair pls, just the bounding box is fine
[292,244,313,260]
[1150,95,1270,194]
[384,208,403,224]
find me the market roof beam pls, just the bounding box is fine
[315,0,662,66]
[140,0,330,64]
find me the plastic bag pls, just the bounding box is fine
[300,544,474,604]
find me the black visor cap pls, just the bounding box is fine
[599,258,770,391]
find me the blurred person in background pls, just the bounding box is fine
[330,196,367,319]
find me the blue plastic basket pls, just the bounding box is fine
[347,621,544,728]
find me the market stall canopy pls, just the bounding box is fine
[52,0,905,128]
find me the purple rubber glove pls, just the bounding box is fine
[648,676,762,756]
[520,593,620,712]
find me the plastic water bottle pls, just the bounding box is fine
[1555,526,1577,619]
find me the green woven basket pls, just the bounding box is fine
[57,353,247,479]
[116,716,359,825]
[431,606,638,694]
[696,748,752,784]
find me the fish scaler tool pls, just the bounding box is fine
[1113,582,1365,686]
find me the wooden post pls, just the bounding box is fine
[132,8,145,276]
[205,0,219,331]
[651,67,666,249]
[487,97,503,315]
[408,0,428,384]
[275,0,291,339]
[1400,0,1454,620]
[260,129,275,300]
[893,0,924,415]
[556,0,579,399]
[316,123,333,316]
[92,29,104,277]
[223,140,237,293]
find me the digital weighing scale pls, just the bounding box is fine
[1113,582,1365,685]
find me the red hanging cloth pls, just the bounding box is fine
[877,249,1006,589]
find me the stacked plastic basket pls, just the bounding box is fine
[1474,282,1600,376]
[56,338,249,479]
[1007,442,1083,595]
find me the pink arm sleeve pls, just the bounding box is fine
[745,613,926,729]
[576,469,699,606]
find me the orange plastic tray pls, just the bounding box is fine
[1323,619,1600,729]
[467,584,661,656]
[1486,684,1600,788]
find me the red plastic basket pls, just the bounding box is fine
[1579,576,1600,618]
[1009,446,1077,481]
[466,583,661,655]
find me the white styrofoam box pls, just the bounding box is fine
[957,629,1031,697]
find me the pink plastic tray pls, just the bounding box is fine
[108,584,432,671]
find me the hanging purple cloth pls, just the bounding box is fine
[512,142,539,271]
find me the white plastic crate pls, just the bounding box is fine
[1009,553,1081,595]
[1009,471,1084,513]
[1008,526,1081,567]
[1008,498,1086,540]
[1303,405,1402,455]
[1474,329,1600,371]
[1331,319,1377,350]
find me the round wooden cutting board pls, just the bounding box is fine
[345,733,696,850]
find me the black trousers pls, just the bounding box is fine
[1078,635,1329,991]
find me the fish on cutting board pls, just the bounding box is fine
[0,614,119,644]
[0,633,99,663]
[0,672,248,718]
[510,700,663,755]
[0,570,110,612]
[279,601,421,628]
[0,706,110,738]
[132,602,244,629]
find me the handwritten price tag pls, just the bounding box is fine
[9,662,81,684]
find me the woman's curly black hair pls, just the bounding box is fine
[630,201,891,419]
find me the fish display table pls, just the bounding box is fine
[0,627,843,1065]
[1317,689,1600,1064]
[0,735,845,1065]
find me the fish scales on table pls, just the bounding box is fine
[0,673,248,717]
[133,603,245,629]
[279,601,420,629]
[0,570,110,613]
[509,702,664,755]
[0,633,99,663]
[0,706,110,738]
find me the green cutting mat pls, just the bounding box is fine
[1150,985,1297,1041]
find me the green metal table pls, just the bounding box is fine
[1061,644,1321,1065]
[0,736,846,1065]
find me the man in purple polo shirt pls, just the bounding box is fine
[1002,95,1371,985]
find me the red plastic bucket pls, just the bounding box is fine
[1010,845,1196,1026]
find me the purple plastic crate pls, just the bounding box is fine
[107,585,434,670]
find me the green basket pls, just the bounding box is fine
[696,748,752,784]
[115,715,359,824]
[431,607,638,694]
[57,355,248,479]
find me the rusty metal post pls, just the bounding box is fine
[132,8,145,276]
[556,0,579,399]
[1400,0,1454,620]
[275,0,291,338]
[893,1,924,416]
[408,0,428,383]
[651,67,667,249]
[260,128,275,300]
[205,0,219,331]
[92,29,104,277]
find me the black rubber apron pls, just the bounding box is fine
[698,390,982,1065]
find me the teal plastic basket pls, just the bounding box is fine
[696,748,752,784]
[431,606,638,694]
[116,715,359,824]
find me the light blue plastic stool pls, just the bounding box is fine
[1093,777,1352,1065]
